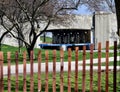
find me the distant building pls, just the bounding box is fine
[40,13,119,50]
[0,13,119,49]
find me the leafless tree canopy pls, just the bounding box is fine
[0,0,81,55]
[80,0,115,13]
[0,0,80,23]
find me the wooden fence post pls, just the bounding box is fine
[15,52,19,92]
[68,48,72,92]
[113,41,117,92]
[82,46,86,92]
[90,44,94,92]
[105,41,109,92]
[38,51,41,92]
[7,52,11,92]
[0,52,4,92]
[0,52,1,91]
[98,43,101,92]
[23,51,27,92]
[52,50,56,92]
[74,47,79,92]
[60,48,64,92]
[30,51,34,92]
[45,50,49,92]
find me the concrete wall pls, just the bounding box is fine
[0,26,19,47]
[94,13,119,49]
[0,23,42,48]
[48,15,92,30]
[94,13,110,49]
[0,13,119,49]
[0,15,92,48]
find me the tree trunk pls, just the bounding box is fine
[26,36,37,59]
[43,32,46,42]
[115,0,120,36]
[27,47,34,59]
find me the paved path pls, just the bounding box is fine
[3,56,120,76]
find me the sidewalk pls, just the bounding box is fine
[3,56,120,76]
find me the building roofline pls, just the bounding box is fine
[45,28,91,32]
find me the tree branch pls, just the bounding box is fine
[37,19,51,38]
[55,0,81,15]
[33,0,50,18]
[15,0,31,22]
[8,30,30,46]
[0,15,29,46]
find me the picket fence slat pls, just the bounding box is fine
[113,41,117,92]
[0,52,4,92]
[38,51,41,92]
[0,52,1,91]
[98,42,101,92]
[45,50,49,92]
[23,51,27,92]
[74,47,79,92]
[52,50,56,92]
[90,44,94,92]
[60,48,64,92]
[105,41,109,92]
[68,48,72,92]
[30,51,34,92]
[82,46,86,92]
[15,52,19,92]
[7,52,11,92]
[0,41,119,92]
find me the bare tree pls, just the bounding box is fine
[105,0,115,13]
[81,0,115,13]
[0,0,81,57]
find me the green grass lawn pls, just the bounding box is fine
[1,45,120,91]
[40,36,52,43]
[3,71,120,92]
[0,44,120,64]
